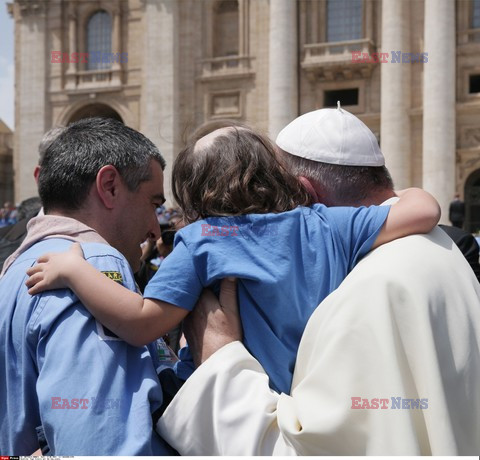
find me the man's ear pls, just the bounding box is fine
[96,165,122,210]
[33,165,41,184]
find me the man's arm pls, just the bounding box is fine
[182,277,242,367]
[157,277,297,455]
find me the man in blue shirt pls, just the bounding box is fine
[0,118,173,455]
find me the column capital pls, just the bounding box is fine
[17,0,48,17]
[67,0,77,20]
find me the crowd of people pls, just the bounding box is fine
[0,109,479,456]
[0,202,17,227]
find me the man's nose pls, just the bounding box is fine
[148,218,161,241]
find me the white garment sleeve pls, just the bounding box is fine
[158,229,480,456]
[156,341,296,455]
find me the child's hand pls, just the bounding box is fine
[25,243,85,295]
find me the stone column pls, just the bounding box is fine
[380,0,411,189]
[13,1,47,202]
[140,0,178,206]
[111,6,122,85]
[423,0,456,224]
[65,4,77,90]
[268,0,298,139]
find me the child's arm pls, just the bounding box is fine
[25,243,188,347]
[372,187,440,249]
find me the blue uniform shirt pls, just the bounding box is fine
[0,239,174,455]
[145,204,390,394]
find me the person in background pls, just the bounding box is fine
[0,202,16,226]
[0,197,42,267]
[439,223,480,282]
[0,126,65,270]
[449,193,465,229]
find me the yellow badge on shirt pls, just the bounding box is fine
[101,271,123,284]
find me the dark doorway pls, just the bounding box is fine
[324,88,359,107]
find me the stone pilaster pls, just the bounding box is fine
[65,2,77,90]
[14,0,48,202]
[111,2,121,85]
[380,0,411,189]
[268,0,298,139]
[140,0,178,206]
[423,0,456,224]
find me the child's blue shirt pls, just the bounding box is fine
[144,203,390,393]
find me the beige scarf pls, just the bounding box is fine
[1,214,109,277]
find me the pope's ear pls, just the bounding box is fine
[33,165,41,184]
[96,165,122,210]
[299,176,319,203]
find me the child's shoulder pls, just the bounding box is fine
[181,210,308,231]
[176,211,307,244]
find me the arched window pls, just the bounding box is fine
[86,10,112,70]
[326,0,362,43]
[213,0,239,57]
[473,0,480,29]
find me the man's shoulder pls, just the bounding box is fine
[8,239,135,290]
[80,242,127,262]
[82,243,135,288]
[19,239,124,261]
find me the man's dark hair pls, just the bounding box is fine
[38,117,165,213]
[172,126,311,224]
[279,149,394,206]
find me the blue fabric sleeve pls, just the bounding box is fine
[325,204,390,270]
[144,240,202,311]
[173,346,195,381]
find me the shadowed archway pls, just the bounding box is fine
[68,103,123,124]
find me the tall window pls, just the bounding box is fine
[473,0,480,28]
[86,10,112,70]
[327,0,362,42]
[213,0,239,57]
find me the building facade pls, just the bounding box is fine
[7,0,480,229]
[0,119,14,206]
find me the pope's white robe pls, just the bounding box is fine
[157,227,480,455]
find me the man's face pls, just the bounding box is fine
[114,160,165,272]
